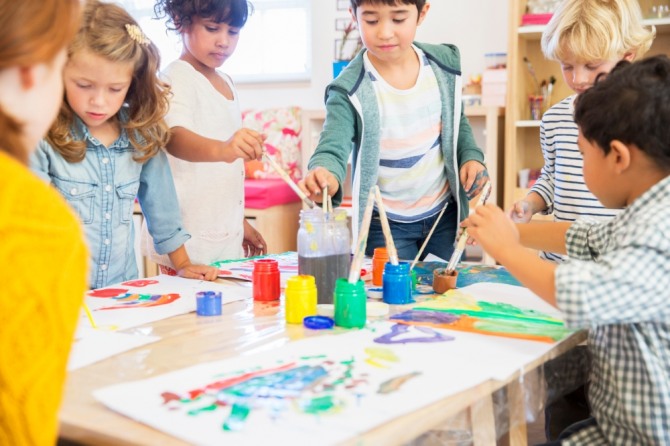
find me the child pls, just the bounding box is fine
[144,0,267,269]
[510,0,654,262]
[464,55,670,445]
[0,0,87,443]
[32,0,218,289]
[300,0,488,262]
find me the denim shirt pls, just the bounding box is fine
[32,118,190,289]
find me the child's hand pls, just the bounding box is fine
[462,204,520,260]
[508,200,533,223]
[175,264,219,281]
[223,128,265,162]
[459,162,489,199]
[298,167,339,203]
[242,219,267,257]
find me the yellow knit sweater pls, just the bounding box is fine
[0,152,88,445]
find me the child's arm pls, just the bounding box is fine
[463,203,572,304]
[168,245,219,281]
[166,126,264,163]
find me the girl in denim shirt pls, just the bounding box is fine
[32,0,218,289]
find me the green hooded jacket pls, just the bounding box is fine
[308,42,486,240]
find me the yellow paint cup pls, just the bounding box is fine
[285,275,317,324]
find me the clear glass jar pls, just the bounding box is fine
[297,208,351,305]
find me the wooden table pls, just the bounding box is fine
[59,282,586,446]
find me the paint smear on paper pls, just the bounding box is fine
[97,293,180,310]
[373,324,454,344]
[378,372,422,394]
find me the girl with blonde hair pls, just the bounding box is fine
[0,0,88,444]
[33,0,218,288]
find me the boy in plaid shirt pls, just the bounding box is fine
[463,55,670,445]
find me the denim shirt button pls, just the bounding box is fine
[102,158,109,164]
[105,185,112,192]
[104,239,110,245]
[100,264,107,271]
[70,188,77,195]
[105,212,111,220]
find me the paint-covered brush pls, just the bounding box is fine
[445,181,492,274]
[263,152,316,209]
[374,186,398,265]
[348,189,376,284]
[410,201,450,271]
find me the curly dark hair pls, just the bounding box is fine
[349,0,427,15]
[574,55,670,171]
[154,0,252,31]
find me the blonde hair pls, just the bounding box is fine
[542,0,655,63]
[48,0,170,163]
[0,0,80,164]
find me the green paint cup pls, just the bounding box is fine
[410,269,417,291]
[334,278,366,328]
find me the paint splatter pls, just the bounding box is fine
[373,324,454,344]
[363,347,399,368]
[121,279,159,287]
[378,372,422,394]
[97,293,180,310]
[88,288,128,298]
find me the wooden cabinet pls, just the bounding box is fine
[503,0,670,212]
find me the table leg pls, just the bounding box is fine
[470,395,496,446]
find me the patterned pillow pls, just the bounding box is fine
[242,107,302,181]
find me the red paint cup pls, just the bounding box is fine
[253,259,280,301]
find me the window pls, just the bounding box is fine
[118,0,311,83]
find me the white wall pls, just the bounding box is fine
[236,0,508,111]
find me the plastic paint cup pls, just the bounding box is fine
[252,259,280,302]
[196,291,222,316]
[372,247,389,286]
[334,278,366,328]
[285,275,317,324]
[382,262,412,305]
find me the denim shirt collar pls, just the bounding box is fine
[71,111,131,150]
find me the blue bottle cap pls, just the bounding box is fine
[303,315,334,330]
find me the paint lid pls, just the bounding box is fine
[303,315,335,330]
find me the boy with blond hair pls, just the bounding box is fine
[511,0,654,262]
[465,55,670,445]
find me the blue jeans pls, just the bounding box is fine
[365,200,458,262]
[534,417,598,446]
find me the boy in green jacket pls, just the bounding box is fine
[300,0,487,261]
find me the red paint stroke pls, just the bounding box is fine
[121,279,159,287]
[98,293,180,310]
[87,288,128,298]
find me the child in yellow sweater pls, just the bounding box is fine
[0,0,88,444]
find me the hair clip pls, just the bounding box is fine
[125,24,150,46]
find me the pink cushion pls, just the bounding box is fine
[244,179,301,209]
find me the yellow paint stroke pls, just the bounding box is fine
[418,290,481,311]
[364,346,399,368]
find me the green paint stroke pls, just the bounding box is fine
[414,300,563,326]
[474,320,572,341]
[223,403,251,431]
[301,395,338,414]
[187,403,218,416]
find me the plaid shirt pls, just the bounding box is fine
[555,175,670,445]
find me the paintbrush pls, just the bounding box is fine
[523,57,541,95]
[445,181,492,273]
[410,201,450,271]
[547,75,557,107]
[348,189,376,283]
[374,186,399,265]
[83,302,98,329]
[263,152,316,209]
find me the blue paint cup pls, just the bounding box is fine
[196,291,222,316]
[382,262,413,305]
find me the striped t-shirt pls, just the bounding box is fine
[363,46,449,223]
[531,95,620,261]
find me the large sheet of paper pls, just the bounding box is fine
[95,313,565,445]
[82,275,251,331]
[68,326,160,371]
